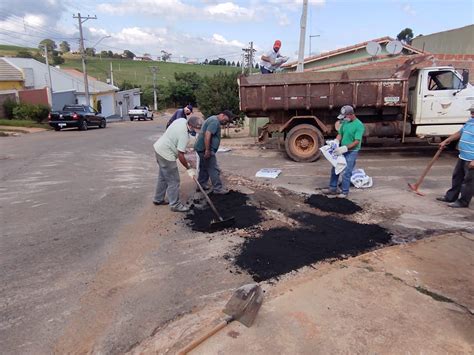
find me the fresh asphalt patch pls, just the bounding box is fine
[185,185,392,282]
[305,194,363,215]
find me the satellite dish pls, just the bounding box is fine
[366,41,382,56]
[386,40,403,55]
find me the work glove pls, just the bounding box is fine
[186,168,197,178]
[334,145,348,156]
[326,139,340,148]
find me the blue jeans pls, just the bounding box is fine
[329,150,359,194]
[197,152,223,192]
[260,67,273,74]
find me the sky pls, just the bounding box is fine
[0,0,473,64]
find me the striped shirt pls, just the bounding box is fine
[459,117,474,161]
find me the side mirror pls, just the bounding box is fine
[462,69,469,86]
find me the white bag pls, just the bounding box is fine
[320,144,347,175]
[350,168,373,188]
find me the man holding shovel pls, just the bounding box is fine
[153,116,202,212]
[194,110,236,195]
[436,106,474,208]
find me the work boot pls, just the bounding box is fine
[170,203,190,212]
[447,200,468,208]
[212,188,230,195]
[436,196,451,202]
[321,188,340,195]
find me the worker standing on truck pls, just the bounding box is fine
[194,110,236,194]
[260,40,288,74]
[166,105,193,129]
[436,105,474,208]
[323,105,365,198]
[153,116,202,212]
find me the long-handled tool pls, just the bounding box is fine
[178,283,263,355]
[192,176,235,230]
[408,147,443,196]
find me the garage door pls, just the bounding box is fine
[97,94,114,117]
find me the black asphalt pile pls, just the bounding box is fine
[234,212,391,282]
[185,191,263,233]
[305,194,362,215]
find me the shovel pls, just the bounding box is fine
[178,284,264,355]
[192,175,235,231]
[408,147,443,196]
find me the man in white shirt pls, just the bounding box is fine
[260,40,288,74]
[153,116,202,212]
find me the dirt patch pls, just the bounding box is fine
[185,191,263,233]
[305,194,362,215]
[234,212,392,282]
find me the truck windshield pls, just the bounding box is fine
[428,71,464,91]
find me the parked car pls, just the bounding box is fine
[128,106,154,121]
[48,105,106,131]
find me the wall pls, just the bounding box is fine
[0,81,23,90]
[115,89,141,116]
[18,88,49,106]
[412,25,474,54]
[95,93,115,117]
[52,90,76,111]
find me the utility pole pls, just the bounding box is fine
[73,13,97,106]
[150,66,159,111]
[110,62,114,86]
[296,0,308,72]
[44,45,53,92]
[242,42,256,75]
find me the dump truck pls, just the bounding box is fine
[238,55,473,162]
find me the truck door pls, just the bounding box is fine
[420,69,465,125]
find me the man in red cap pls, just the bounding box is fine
[260,40,288,74]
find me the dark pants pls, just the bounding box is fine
[260,67,273,74]
[197,152,223,192]
[445,158,473,206]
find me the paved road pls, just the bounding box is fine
[0,121,248,353]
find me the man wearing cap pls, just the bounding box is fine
[436,106,474,208]
[194,110,236,194]
[153,115,202,212]
[260,40,288,74]
[166,105,193,129]
[323,105,365,198]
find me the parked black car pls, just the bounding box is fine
[48,105,107,131]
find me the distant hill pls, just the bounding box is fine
[0,44,40,57]
[61,57,241,87]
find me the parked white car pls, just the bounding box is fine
[128,106,154,121]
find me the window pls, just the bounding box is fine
[428,70,463,91]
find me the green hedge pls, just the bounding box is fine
[11,103,50,123]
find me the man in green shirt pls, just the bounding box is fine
[323,105,365,198]
[194,110,236,194]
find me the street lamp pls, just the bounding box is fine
[92,35,111,59]
[309,34,320,56]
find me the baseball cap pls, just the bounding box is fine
[220,110,237,121]
[274,40,281,49]
[337,105,354,119]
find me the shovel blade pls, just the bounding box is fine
[223,283,263,327]
[210,216,235,231]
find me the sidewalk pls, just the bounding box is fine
[190,232,473,354]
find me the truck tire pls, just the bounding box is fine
[150,114,154,120]
[79,120,88,131]
[285,124,324,162]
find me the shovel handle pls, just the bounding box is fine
[178,318,232,355]
[192,176,224,221]
[413,147,443,188]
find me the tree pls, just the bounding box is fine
[38,39,57,52]
[51,51,64,65]
[100,50,108,58]
[16,51,33,58]
[123,50,136,59]
[59,41,70,53]
[203,58,209,65]
[231,61,235,66]
[107,50,114,57]
[161,50,171,62]
[236,61,241,67]
[255,63,259,69]
[397,28,414,44]
[143,53,151,57]
[85,47,96,57]
[196,72,240,118]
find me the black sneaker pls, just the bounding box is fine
[448,200,468,208]
[153,200,169,205]
[436,196,450,202]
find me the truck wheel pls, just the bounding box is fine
[99,119,107,128]
[150,114,154,120]
[285,124,323,162]
[130,117,134,121]
[54,127,61,131]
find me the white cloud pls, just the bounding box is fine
[211,33,245,47]
[204,2,257,21]
[97,0,188,16]
[402,3,416,16]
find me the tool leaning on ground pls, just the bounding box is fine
[408,147,443,196]
[178,283,264,355]
[190,172,235,230]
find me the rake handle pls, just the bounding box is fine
[192,176,224,221]
[413,147,443,188]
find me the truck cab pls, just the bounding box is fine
[411,67,474,136]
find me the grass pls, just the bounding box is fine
[0,119,50,129]
[0,44,40,57]
[61,57,241,87]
